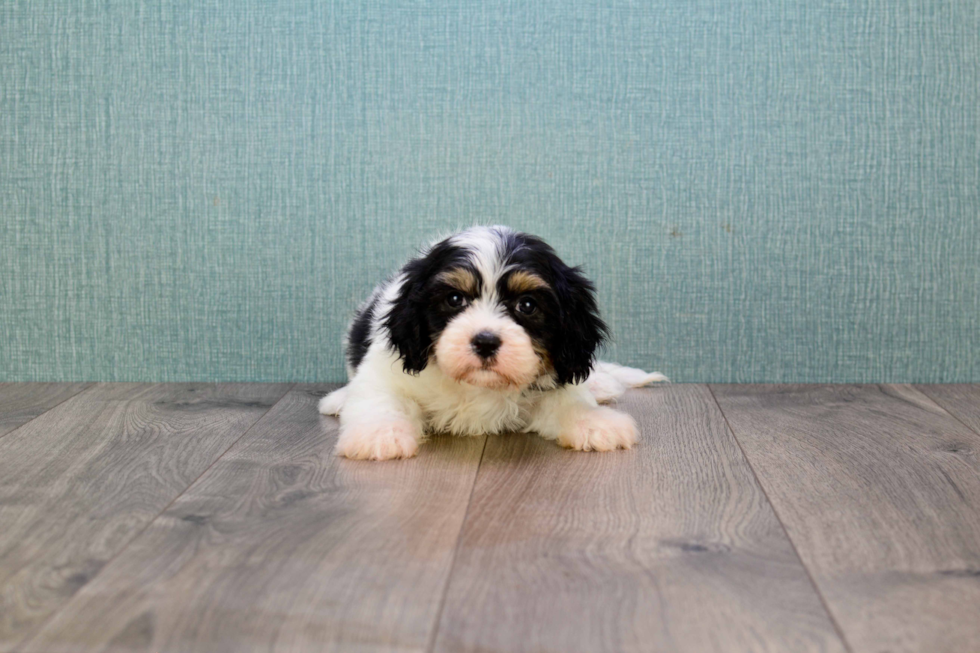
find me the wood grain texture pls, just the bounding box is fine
[711,384,980,653]
[0,382,290,652]
[24,385,487,653]
[0,383,92,438]
[433,384,847,653]
[915,384,980,436]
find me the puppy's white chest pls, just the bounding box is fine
[413,371,530,436]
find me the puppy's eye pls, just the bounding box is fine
[446,292,466,308]
[516,296,537,315]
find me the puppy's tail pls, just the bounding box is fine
[585,362,668,404]
[318,386,348,416]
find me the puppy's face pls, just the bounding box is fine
[429,266,547,389]
[385,227,607,389]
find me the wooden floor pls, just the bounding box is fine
[0,383,978,653]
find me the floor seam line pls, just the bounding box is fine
[425,433,489,653]
[913,384,980,442]
[705,384,856,653]
[0,382,98,445]
[14,382,296,652]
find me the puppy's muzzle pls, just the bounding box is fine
[471,331,501,360]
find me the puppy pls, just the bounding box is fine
[320,226,666,460]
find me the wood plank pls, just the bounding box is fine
[711,384,980,653]
[0,382,290,652]
[916,384,980,436]
[0,383,92,438]
[24,384,487,653]
[433,384,847,653]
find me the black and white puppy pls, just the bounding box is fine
[320,226,666,460]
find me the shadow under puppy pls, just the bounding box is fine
[320,226,666,460]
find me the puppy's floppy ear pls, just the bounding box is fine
[383,240,462,374]
[384,262,433,374]
[551,264,608,385]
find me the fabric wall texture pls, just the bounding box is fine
[1,1,977,383]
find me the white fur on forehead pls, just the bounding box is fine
[446,225,515,299]
[425,224,513,247]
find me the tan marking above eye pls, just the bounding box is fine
[437,268,478,296]
[507,271,550,294]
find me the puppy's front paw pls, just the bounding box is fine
[558,406,638,452]
[318,387,348,415]
[335,419,421,460]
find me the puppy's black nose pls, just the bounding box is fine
[471,331,502,359]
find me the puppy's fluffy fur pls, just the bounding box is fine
[320,226,666,460]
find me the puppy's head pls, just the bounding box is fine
[384,226,607,389]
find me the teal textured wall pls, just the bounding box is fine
[1,1,978,383]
